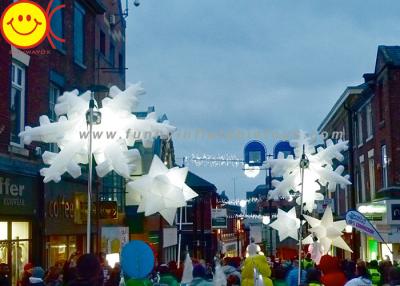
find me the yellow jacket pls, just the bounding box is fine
[241,255,273,286]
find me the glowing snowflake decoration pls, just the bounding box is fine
[19,83,176,183]
[267,131,351,212]
[269,207,301,241]
[303,206,352,253]
[125,155,198,225]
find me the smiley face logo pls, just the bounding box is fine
[1,0,65,50]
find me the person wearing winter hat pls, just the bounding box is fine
[319,255,347,286]
[29,267,45,286]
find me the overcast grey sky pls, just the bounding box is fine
[125,0,400,200]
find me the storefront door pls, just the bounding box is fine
[0,220,31,286]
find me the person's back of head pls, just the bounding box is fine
[356,264,370,279]
[192,264,206,279]
[69,253,102,286]
[370,260,379,269]
[306,268,321,283]
[389,266,400,283]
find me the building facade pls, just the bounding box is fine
[319,45,400,262]
[0,0,126,280]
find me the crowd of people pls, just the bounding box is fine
[1,250,400,286]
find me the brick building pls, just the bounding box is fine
[0,0,126,282]
[319,45,400,262]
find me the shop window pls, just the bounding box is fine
[368,237,378,261]
[0,222,7,241]
[0,221,31,285]
[12,222,29,240]
[10,62,25,146]
[47,236,77,267]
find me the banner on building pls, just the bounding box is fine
[345,210,383,242]
[212,208,227,229]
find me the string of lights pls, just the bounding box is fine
[217,197,262,206]
[182,154,244,168]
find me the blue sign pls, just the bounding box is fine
[244,140,266,166]
[273,141,295,159]
[346,210,383,242]
[121,240,155,279]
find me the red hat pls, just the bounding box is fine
[24,263,33,272]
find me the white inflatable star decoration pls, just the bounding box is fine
[126,155,198,225]
[19,84,176,183]
[303,206,352,253]
[269,207,300,241]
[267,131,351,212]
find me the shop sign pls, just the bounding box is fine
[79,201,118,221]
[0,173,37,215]
[391,204,400,221]
[222,242,237,253]
[47,196,74,219]
[212,209,227,229]
[346,210,383,242]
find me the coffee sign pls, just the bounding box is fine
[0,174,37,215]
[48,195,75,219]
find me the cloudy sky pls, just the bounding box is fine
[125,0,400,200]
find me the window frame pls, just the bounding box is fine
[10,61,26,147]
[366,102,373,140]
[359,155,366,202]
[50,0,65,52]
[100,30,106,56]
[73,1,86,66]
[381,145,389,188]
[109,41,115,67]
[48,83,61,152]
[357,111,363,147]
[368,150,375,200]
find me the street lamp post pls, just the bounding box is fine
[85,91,102,253]
[297,145,309,286]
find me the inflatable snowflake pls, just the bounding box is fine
[303,206,352,253]
[125,156,198,225]
[19,83,176,183]
[267,131,351,212]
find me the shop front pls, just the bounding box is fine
[357,200,400,262]
[0,172,42,285]
[44,180,91,268]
